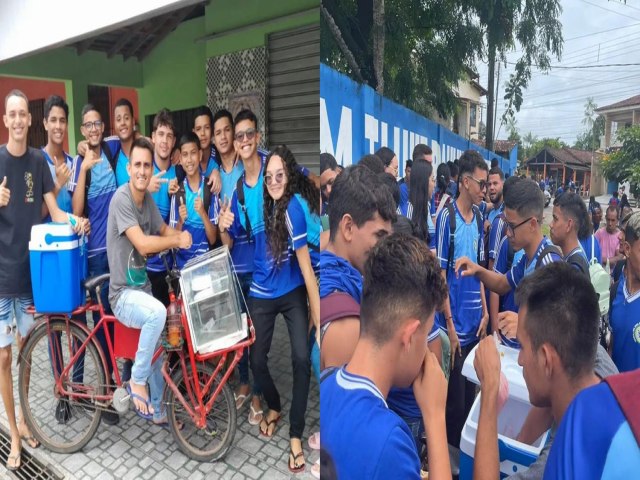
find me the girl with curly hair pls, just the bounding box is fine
[250,145,320,473]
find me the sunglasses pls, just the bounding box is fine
[234,128,257,142]
[466,175,487,190]
[82,120,104,131]
[265,171,286,186]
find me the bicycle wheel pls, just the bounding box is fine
[165,361,237,462]
[19,319,106,453]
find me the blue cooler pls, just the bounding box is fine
[459,343,550,479]
[29,223,87,314]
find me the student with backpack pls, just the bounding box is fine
[169,132,219,268]
[455,178,563,343]
[435,150,489,460]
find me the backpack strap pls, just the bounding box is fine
[320,292,360,327]
[567,252,590,278]
[613,259,626,284]
[236,176,253,242]
[446,202,456,274]
[472,204,483,265]
[535,245,563,270]
[506,240,515,271]
[604,370,640,445]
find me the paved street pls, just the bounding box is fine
[0,316,320,479]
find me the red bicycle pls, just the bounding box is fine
[18,250,255,461]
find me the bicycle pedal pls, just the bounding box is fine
[112,387,130,413]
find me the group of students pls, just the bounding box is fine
[0,88,322,475]
[319,146,640,479]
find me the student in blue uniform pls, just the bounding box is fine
[321,234,450,480]
[41,95,73,220]
[212,109,244,203]
[219,142,318,473]
[610,212,640,372]
[169,133,218,268]
[550,192,590,277]
[471,262,635,480]
[192,105,218,179]
[112,98,136,187]
[402,159,436,250]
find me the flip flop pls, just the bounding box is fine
[125,383,154,420]
[234,392,248,410]
[6,453,21,471]
[248,404,263,426]
[288,447,306,473]
[259,413,282,438]
[21,434,40,449]
[308,431,320,450]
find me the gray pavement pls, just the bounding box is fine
[0,317,319,479]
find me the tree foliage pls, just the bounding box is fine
[321,0,484,119]
[572,98,604,151]
[601,125,640,185]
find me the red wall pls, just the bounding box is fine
[0,77,68,151]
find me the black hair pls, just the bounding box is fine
[114,98,134,117]
[554,192,592,239]
[130,136,154,160]
[212,108,233,130]
[612,191,619,198]
[81,103,101,121]
[404,159,413,174]
[178,132,201,151]
[358,154,385,174]
[490,158,499,168]
[458,149,489,178]
[408,159,433,244]
[504,178,544,221]
[375,147,396,167]
[264,145,320,264]
[624,212,640,245]
[515,262,599,379]
[412,144,432,161]
[44,95,68,120]
[328,165,396,242]
[152,108,175,134]
[448,160,459,179]
[320,153,338,174]
[378,172,400,207]
[233,109,258,130]
[488,166,505,181]
[360,233,447,345]
[193,105,213,128]
[436,163,450,193]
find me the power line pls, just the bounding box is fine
[579,0,640,22]
[506,61,640,69]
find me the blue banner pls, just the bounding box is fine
[320,64,514,175]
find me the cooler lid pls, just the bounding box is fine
[29,222,79,251]
[462,341,531,403]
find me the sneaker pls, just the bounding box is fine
[55,399,72,424]
[102,407,120,426]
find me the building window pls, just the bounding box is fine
[470,104,477,128]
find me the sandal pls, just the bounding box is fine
[125,382,154,420]
[259,413,282,437]
[6,453,21,471]
[248,404,263,426]
[288,447,306,473]
[308,431,320,450]
[21,434,40,449]
[234,393,248,411]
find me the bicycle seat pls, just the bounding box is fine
[83,273,111,291]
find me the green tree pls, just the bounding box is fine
[473,0,563,151]
[573,98,604,151]
[601,125,640,186]
[321,0,484,118]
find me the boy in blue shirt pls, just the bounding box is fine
[610,212,640,372]
[435,149,488,453]
[321,233,450,480]
[112,98,136,187]
[169,132,218,268]
[550,192,590,277]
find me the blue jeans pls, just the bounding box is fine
[0,297,34,348]
[113,289,166,418]
[237,273,260,395]
[88,252,115,377]
[399,414,425,455]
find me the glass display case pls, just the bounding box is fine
[179,246,247,354]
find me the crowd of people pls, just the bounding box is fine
[319,145,640,479]
[0,89,321,475]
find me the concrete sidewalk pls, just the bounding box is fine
[0,317,320,479]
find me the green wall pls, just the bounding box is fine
[205,0,318,56]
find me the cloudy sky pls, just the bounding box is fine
[475,0,640,146]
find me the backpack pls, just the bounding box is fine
[175,179,213,215]
[605,369,640,444]
[589,238,612,316]
[445,202,483,273]
[534,244,563,270]
[83,141,117,217]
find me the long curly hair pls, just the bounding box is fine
[264,145,320,265]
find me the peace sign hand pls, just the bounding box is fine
[148,170,168,193]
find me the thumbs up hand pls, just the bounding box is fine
[218,196,234,233]
[178,195,188,223]
[54,156,71,188]
[0,176,10,207]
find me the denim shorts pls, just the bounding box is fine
[0,296,35,348]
